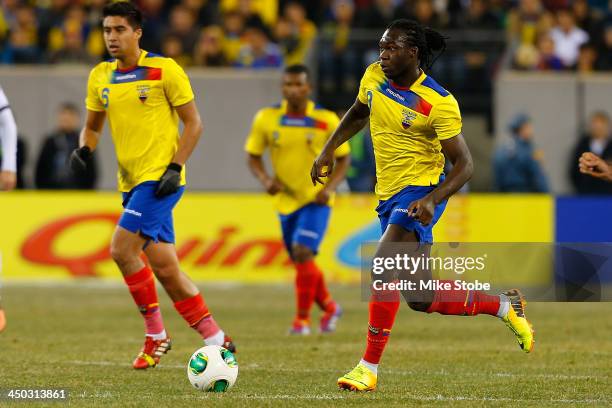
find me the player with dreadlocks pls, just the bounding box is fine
[311,19,535,391]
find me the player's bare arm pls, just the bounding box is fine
[311,99,369,185]
[155,101,202,198]
[579,152,612,182]
[171,101,203,166]
[70,109,105,174]
[407,134,473,225]
[246,153,283,195]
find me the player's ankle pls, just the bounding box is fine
[359,359,378,375]
[204,329,225,346]
[148,329,167,341]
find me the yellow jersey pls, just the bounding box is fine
[85,50,194,192]
[245,100,350,215]
[358,62,462,200]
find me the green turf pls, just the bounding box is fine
[0,283,610,407]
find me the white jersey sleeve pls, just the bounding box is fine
[0,87,17,172]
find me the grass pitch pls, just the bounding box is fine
[0,282,610,407]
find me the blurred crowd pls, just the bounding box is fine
[510,0,612,72]
[0,0,609,70]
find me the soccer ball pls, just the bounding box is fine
[187,345,238,392]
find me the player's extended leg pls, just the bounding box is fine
[110,226,170,369]
[143,241,236,352]
[338,224,411,391]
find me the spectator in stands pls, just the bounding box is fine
[161,34,192,67]
[37,0,70,53]
[2,4,40,63]
[450,0,501,29]
[356,0,396,29]
[576,42,598,72]
[0,0,20,45]
[507,0,553,46]
[395,0,446,29]
[572,0,601,40]
[536,34,564,70]
[319,0,359,93]
[493,114,549,192]
[193,25,229,66]
[222,11,246,64]
[140,0,166,54]
[594,24,612,70]
[235,24,282,68]
[48,5,100,64]
[164,5,200,56]
[182,0,220,28]
[35,103,97,189]
[47,5,98,63]
[282,1,317,65]
[220,0,278,28]
[274,15,300,62]
[569,111,612,194]
[550,8,589,67]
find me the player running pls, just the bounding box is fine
[245,64,350,335]
[311,19,534,391]
[70,1,234,369]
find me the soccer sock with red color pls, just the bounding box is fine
[174,294,224,344]
[426,280,505,316]
[313,263,336,313]
[123,265,166,338]
[363,290,400,365]
[294,260,319,320]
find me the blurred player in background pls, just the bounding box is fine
[70,1,234,370]
[0,84,18,332]
[245,64,350,335]
[312,19,535,391]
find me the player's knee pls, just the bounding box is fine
[291,244,314,263]
[110,242,135,268]
[152,264,178,282]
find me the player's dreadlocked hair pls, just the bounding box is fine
[386,19,447,70]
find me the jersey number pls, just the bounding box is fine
[101,88,110,108]
[366,90,373,109]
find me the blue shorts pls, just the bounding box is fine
[376,183,447,243]
[119,181,185,244]
[279,203,331,255]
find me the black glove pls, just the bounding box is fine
[69,146,92,174]
[156,163,182,198]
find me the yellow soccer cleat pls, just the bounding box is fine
[337,363,377,392]
[501,289,535,353]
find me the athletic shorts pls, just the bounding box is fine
[279,203,331,254]
[118,181,185,244]
[376,181,447,244]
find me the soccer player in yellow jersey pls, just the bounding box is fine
[312,20,535,391]
[69,2,235,370]
[245,64,350,335]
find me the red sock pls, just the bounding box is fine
[363,289,400,364]
[174,294,222,339]
[124,265,165,335]
[313,264,335,313]
[294,260,319,320]
[426,280,500,316]
[174,293,211,326]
